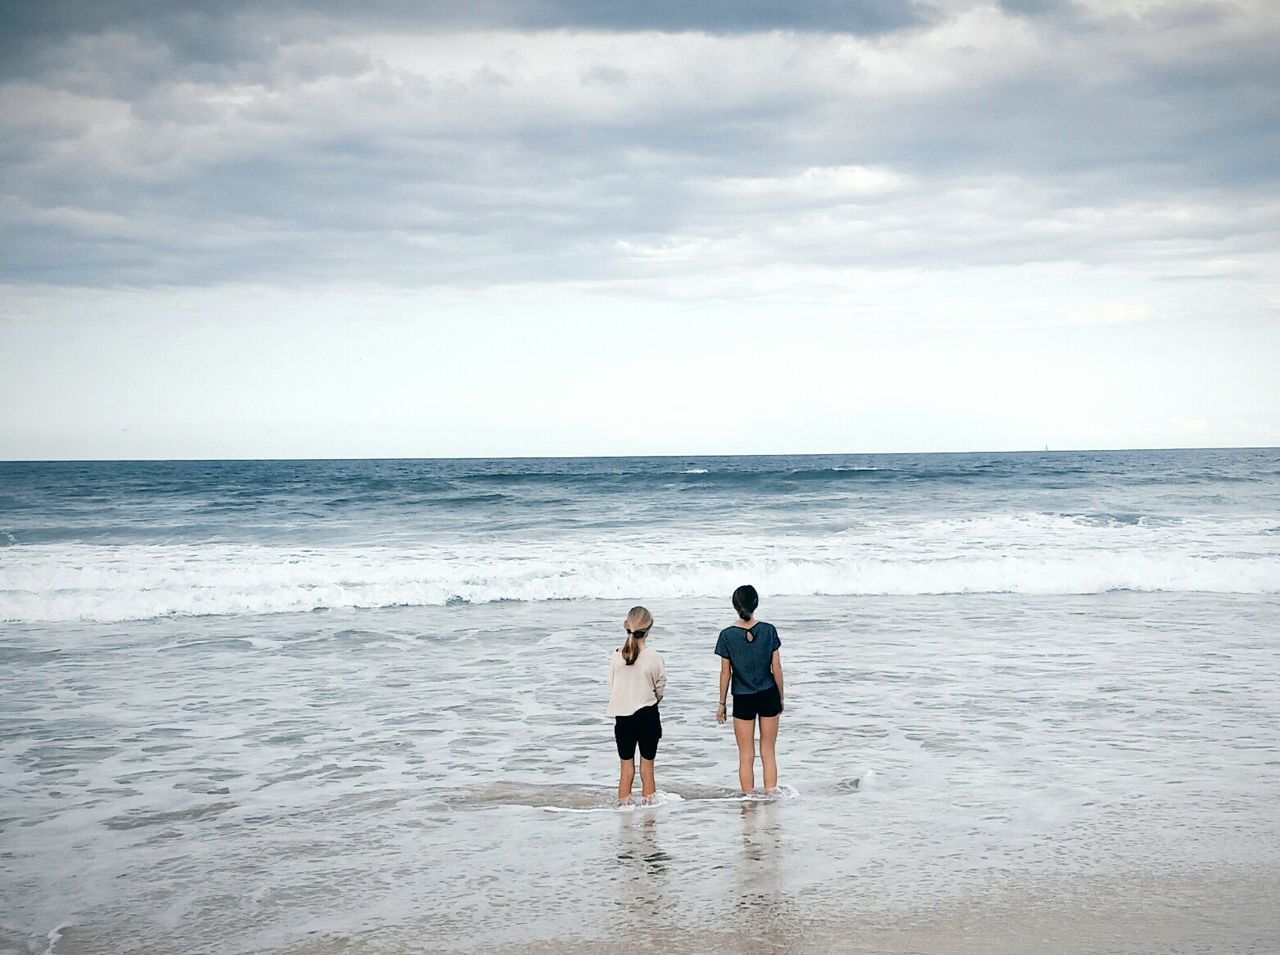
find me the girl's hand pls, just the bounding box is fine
[716,702,727,724]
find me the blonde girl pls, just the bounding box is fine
[607,606,666,805]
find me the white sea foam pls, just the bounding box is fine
[542,791,687,813]
[4,513,1278,623]
[42,924,69,955]
[2,531,1276,623]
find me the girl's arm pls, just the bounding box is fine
[653,655,666,702]
[717,657,731,723]
[771,650,784,706]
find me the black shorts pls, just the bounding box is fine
[614,703,662,760]
[733,684,782,721]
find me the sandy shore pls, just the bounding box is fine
[237,864,1280,955]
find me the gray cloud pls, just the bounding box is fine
[1,1,1277,290]
[1,0,931,74]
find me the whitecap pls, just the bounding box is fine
[3,514,1278,624]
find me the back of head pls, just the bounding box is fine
[732,584,759,621]
[622,605,653,666]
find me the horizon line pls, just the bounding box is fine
[2,444,1276,465]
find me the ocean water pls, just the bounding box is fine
[2,450,1279,953]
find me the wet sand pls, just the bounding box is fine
[259,866,1277,954]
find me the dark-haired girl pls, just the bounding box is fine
[608,606,666,805]
[714,585,784,795]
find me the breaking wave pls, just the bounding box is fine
[3,537,1276,623]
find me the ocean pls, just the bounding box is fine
[2,450,1278,953]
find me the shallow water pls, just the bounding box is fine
[3,592,1279,952]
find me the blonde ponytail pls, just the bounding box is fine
[622,605,653,666]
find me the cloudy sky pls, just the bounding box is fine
[2,0,1277,458]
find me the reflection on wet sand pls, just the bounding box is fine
[732,800,791,942]
[611,808,671,918]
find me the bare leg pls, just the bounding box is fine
[639,757,656,802]
[759,715,780,791]
[618,758,635,804]
[733,717,756,794]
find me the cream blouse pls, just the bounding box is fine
[607,643,666,716]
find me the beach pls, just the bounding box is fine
[2,451,1279,953]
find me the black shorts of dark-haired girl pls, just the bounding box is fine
[733,684,782,721]
[614,703,662,760]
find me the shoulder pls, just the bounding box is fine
[711,624,732,655]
